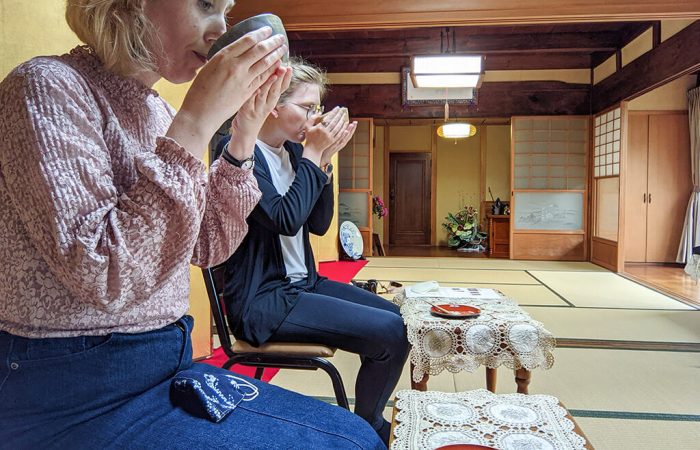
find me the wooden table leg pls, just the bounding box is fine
[515,368,531,394]
[486,367,497,392]
[410,362,429,391]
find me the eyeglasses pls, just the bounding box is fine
[285,102,324,119]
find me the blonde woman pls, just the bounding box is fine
[220,59,409,446]
[0,1,382,448]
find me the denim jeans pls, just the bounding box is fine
[0,316,383,449]
[271,279,410,441]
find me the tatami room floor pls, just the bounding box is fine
[256,257,700,449]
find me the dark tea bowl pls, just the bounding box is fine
[207,13,289,61]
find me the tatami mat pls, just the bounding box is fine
[529,271,693,310]
[355,266,540,285]
[523,307,700,343]
[250,257,700,448]
[366,257,608,272]
[574,417,700,450]
[453,348,700,415]
[366,257,442,269]
[464,283,569,306]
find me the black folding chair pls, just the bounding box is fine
[201,265,350,409]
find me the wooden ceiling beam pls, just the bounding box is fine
[289,32,621,58]
[226,0,700,31]
[325,82,590,118]
[305,53,592,72]
[592,20,700,112]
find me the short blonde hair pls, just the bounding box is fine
[65,0,157,76]
[279,57,329,103]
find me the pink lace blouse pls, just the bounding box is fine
[0,47,261,338]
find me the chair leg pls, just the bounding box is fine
[254,367,265,380]
[221,354,349,410]
[312,358,350,410]
[222,356,266,380]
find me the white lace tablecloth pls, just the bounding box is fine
[392,389,588,450]
[393,291,555,382]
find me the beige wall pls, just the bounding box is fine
[593,54,617,85]
[595,20,697,86]
[389,125,433,150]
[628,74,697,111]
[436,130,481,245]
[621,28,653,68]
[1,0,80,79]
[374,124,510,247]
[485,125,511,202]
[661,19,696,42]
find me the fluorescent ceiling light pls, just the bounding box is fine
[413,74,481,88]
[413,55,482,74]
[411,55,484,88]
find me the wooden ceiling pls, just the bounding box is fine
[226,2,700,118]
[226,0,700,30]
[287,22,653,72]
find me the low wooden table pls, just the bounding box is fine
[394,290,555,394]
[390,390,593,449]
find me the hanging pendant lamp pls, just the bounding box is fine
[437,100,476,139]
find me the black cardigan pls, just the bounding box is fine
[222,140,333,346]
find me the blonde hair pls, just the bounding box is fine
[279,57,329,103]
[65,0,157,76]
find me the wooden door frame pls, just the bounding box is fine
[388,152,433,245]
[590,103,627,272]
[383,126,438,246]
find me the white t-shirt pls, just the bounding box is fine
[256,139,308,283]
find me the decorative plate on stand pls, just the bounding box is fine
[339,221,363,260]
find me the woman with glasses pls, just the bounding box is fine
[220,58,410,446]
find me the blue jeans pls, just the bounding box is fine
[271,279,409,441]
[0,316,383,449]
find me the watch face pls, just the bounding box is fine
[241,159,255,170]
[324,163,333,174]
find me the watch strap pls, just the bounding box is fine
[221,144,254,169]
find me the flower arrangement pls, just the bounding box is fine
[442,205,487,250]
[372,195,388,219]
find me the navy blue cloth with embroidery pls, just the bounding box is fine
[170,369,259,423]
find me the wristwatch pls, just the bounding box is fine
[321,163,333,184]
[222,145,255,170]
[321,163,333,176]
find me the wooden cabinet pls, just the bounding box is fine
[625,112,692,263]
[488,214,511,258]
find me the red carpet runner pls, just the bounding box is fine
[199,259,368,381]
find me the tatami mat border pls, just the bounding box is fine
[524,271,575,306]
[366,266,607,273]
[567,410,700,422]
[525,305,700,312]
[556,338,700,353]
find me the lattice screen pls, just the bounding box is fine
[593,108,621,177]
[512,117,588,190]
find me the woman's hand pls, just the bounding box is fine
[167,27,287,160]
[226,66,293,161]
[302,107,357,166]
[319,120,357,168]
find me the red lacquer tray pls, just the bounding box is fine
[430,304,481,319]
